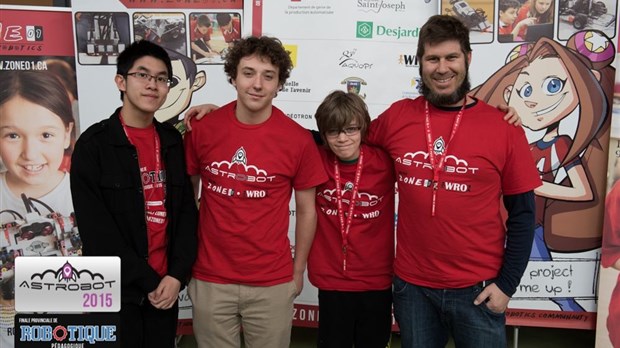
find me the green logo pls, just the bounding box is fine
[356,21,373,39]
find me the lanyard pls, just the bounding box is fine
[119,114,162,203]
[120,114,161,175]
[424,99,465,217]
[334,149,364,271]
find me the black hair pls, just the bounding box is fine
[417,15,471,60]
[116,40,173,100]
[216,13,232,27]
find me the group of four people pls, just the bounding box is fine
[70,14,540,348]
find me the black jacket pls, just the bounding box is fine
[70,108,197,304]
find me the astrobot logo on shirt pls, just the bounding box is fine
[318,185,384,219]
[396,149,480,192]
[15,257,120,312]
[203,147,276,198]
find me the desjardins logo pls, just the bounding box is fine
[356,22,373,38]
[356,21,420,40]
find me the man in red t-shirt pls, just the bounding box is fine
[366,15,541,346]
[184,36,327,348]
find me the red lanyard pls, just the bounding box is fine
[334,149,364,271]
[119,114,162,203]
[119,114,161,175]
[424,100,465,217]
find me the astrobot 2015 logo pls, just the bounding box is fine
[16,257,120,312]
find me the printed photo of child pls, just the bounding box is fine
[0,70,83,348]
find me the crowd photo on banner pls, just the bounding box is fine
[3,0,620,347]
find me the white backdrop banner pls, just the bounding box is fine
[70,0,619,331]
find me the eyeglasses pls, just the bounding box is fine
[325,126,362,138]
[126,72,172,87]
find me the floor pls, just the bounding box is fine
[177,325,596,347]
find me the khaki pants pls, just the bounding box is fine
[188,278,296,348]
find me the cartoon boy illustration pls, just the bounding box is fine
[155,48,206,129]
[471,30,615,311]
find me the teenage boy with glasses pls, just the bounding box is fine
[308,90,396,348]
[70,40,198,348]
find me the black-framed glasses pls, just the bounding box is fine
[126,72,172,87]
[325,126,362,138]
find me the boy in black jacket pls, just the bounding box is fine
[70,40,197,347]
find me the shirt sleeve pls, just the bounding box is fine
[292,133,328,190]
[366,103,396,149]
[184,125,200,176]
[495,191,536,297]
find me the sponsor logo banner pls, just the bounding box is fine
[15,313,120,347]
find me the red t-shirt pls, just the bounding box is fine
[190,18,212,42]
[498,23,513,35]
[367,97,541,289]
[308,144,395,291]
[125,124,168,277]
[184,101,327,286]
[602,181,620,346]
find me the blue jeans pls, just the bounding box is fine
[393,276,506,348]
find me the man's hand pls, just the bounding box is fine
[148,275,181,310]
[497,104,522,126]
[473,283,510,313]
[183,103,220,131]
[293,270,304,297]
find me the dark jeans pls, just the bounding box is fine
[120,300,178,348]
[393,276,506,348]
[318,288,392,348]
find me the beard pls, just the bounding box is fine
[420,65,471,107]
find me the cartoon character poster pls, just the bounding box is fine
[471,29,615,322]
[73,10,208,131]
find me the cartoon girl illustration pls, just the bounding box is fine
[471,30,615,311]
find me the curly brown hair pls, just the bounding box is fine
[224,36,292,88]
